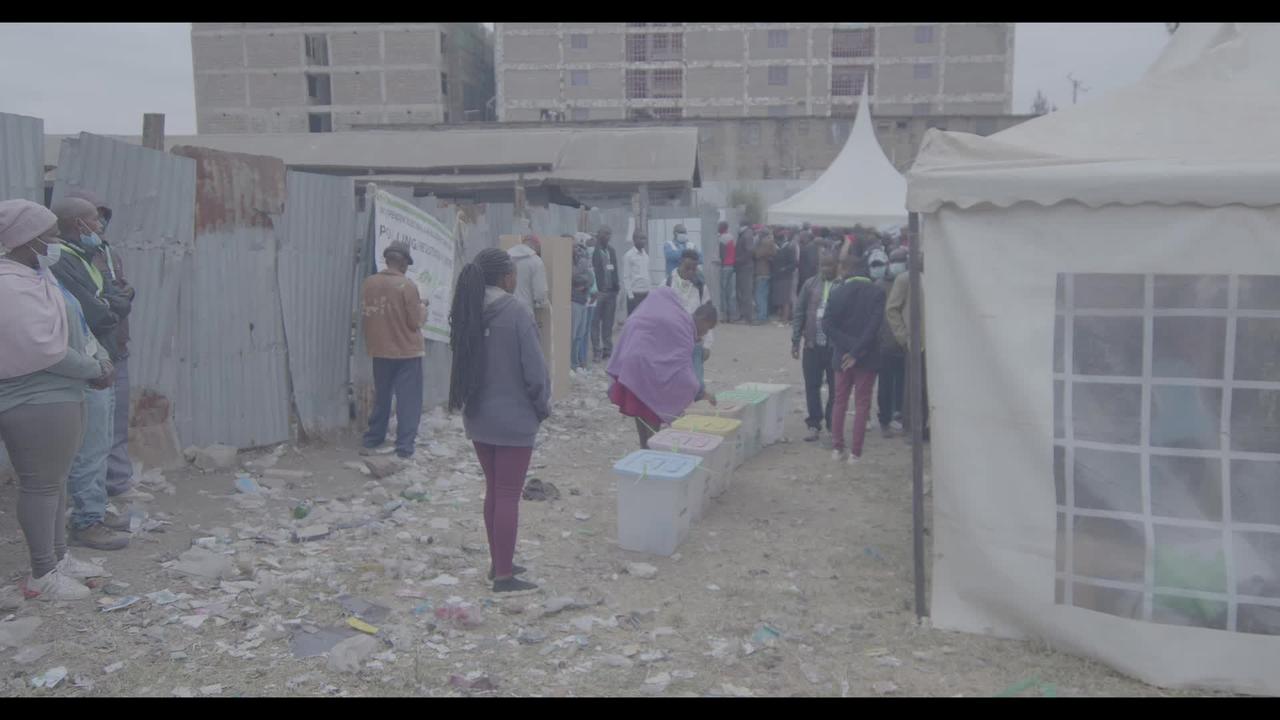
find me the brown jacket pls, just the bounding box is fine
[361,269,426,359]
[753,235,777,277]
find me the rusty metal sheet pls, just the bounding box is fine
[277,171,359,439]
[170,147,290,449]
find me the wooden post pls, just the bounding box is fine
[907,212,928,621]
[142,113,165,151]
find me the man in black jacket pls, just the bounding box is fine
[49,197,132,551]
[590,225,620,361]
[821,253,886,468]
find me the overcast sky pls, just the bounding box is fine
[0,23,1171,135]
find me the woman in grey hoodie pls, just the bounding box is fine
[448,248,550,593]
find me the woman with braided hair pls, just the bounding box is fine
[448,247,550,593]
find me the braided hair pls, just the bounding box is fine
[448,247,515,412]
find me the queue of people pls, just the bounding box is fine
[0,193,140,602]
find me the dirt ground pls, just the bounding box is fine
[0,321,1224,697]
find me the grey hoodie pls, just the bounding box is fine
[462,287,551,447]
[508,243,548,312]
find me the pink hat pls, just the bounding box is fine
[0,200,57,251]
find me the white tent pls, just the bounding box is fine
[767,87,907,228]
[907,23,1280,696]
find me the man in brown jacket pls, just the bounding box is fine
[885,249,927,440]
[752,229,777,324]
[361,241,427,459]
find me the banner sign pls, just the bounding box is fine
[372,189,455,343]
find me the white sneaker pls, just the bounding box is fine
[23,568,91,601]
[57,552,110,580]
[831,449,843,461]
[890,420,904,432]
[848,454,860,466]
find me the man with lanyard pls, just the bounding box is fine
[49,198,132,551]
[821,252,886,468]
[66,190,137,499]
[792,251,839,442]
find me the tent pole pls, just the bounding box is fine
[907,212,928,621]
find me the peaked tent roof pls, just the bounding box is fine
[767,86,907,228]
[907,23,1280,213]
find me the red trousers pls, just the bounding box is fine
[831,365,877,457]
[472,442,533,579]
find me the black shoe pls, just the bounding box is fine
[396,451,413,460]
[487,564,527,581]
[492,577,539,594]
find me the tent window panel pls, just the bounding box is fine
[1233,318,1280,382]
[1231,389,1280,453]
[1233,531,1280,598]
[1152,595,1228,630]
[1054,315,1064,374]
[1073,316,1144,377]
[1150,455,1223,522]
[1072,582,1144,621]
[1074,273,1145,309]
[1054,380,1065,437]
[1238,275,1280,310]
[1054,445,1067,504]
[1152,317,1226,379]
[1154,275,1229,309]
[1073,447,1143,513]
[1056,512,1068,572]
[1229,461,1280,525]
[1149,385,1222,450]
[1237,604,1280,636]
[1072,382,1142,445]
[1072,516,1147,583]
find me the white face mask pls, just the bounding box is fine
[36,240,62,271]
[889,262,907,277]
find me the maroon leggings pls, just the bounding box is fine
[472,441,533,579]
[831,365,877,457]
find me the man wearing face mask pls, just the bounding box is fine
[49,198,132,551]
[869,248,904,438]
[66,190,137,499]
[886,246,927,442]
[663,224,699,279]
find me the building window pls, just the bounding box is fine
[626,69,648,99]
[305,73,331,105]
[831,67,874,96]
[912,102,931,116]
[441,73,448,96]
[768,29,789,49]
[768,105,790,118]
[744,123,761,146]
[571,70,590,87]
[832,28,874,58]
[304,34,329,66]
[797,120,810,135]
[308,112,332,133]
[915,25,935,44]
[896,120,909,129]
[914,63,934,80]
[768,66,789,86]
[571,107,590,121]
[974,117,996,136]
[651,68,682,99]
[652,107,683,120]
[626,34,648,62]
[440,31,447,55]
[649,32,683,61]
[570,33,588,50]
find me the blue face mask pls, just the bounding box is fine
[78,221,103,249]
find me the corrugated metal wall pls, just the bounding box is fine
[171,146,291,449]
[52,133,197,415]
[277,171,360,439]
[0,112,44,202]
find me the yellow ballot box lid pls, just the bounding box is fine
[672,415,742,436]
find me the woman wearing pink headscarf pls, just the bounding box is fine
[607,286,718,448]
[0,199,114,601]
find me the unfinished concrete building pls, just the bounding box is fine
[495,23,1013,121]
[191,23,495,133]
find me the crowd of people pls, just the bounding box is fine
[0,195,141,602]
[2,202,922,602]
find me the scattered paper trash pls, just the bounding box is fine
[99,596,142,613]
[31,666,67,689]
